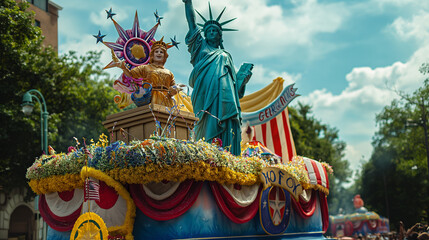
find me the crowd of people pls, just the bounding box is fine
[398,222,429,240]
[331,222,429,240]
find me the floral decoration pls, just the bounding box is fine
[27,135,315,195]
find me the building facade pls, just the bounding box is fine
[26,0,62,51]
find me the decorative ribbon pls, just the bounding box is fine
[242,84,299,126]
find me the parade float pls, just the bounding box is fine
[26,3,334,240]
[328,195,389,238]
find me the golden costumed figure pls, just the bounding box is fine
[112,38,178,108]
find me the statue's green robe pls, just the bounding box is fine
[186,28,242,155]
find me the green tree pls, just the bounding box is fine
[359,71,429,229]
[289,102,351,214]
[0,0,118,196]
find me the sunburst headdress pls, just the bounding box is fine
[195,2,238,34]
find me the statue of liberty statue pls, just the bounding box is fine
[183,0,253,155]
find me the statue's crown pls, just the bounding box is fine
[203,20,222,32]
[196,2,237,33]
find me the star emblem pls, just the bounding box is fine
[105,8,116,20]
[76,221,101,240]
[170,35,180,50]
[93,30,106,44]
[269,188,285,225]
[154,10,163,25]
[263,200,267,209]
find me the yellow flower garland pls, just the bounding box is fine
[106,162,260,186]
[28,173,83,195]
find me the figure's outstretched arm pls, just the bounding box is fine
[183,0,197,32]
[111,48,132,77]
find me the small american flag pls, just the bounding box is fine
[84,178,100,201]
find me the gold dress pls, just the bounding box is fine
[128,64,176,107]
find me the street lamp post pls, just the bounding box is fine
[21,89,48,240]
[21,89,48,154]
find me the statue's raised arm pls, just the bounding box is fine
[183,0,197,32]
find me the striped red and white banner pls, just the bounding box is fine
[251,108,296,163]
[303,157,329,190]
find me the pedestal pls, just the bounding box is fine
[102,104,198,144]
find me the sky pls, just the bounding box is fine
[53,0,429,183]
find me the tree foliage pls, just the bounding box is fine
[358,70,429,229]
[0,0,118,194]
[289,102,351,214]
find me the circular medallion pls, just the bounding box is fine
[70,212,108,240]
[123,37,151,66]
[259,186,291,235]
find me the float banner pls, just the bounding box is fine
[242,83,299,126]
[259,167,303,201]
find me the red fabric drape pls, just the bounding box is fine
[291,189,317,218]
[319,191,330,233]
[39,194,82,232]
[352,220,366,231]
[344,221,354,236]
[57,190,74,201]
[330,223,337,236]
[367,220,379,231]
[129,180,203,221]
[209,182,261,224]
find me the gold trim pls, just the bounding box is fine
[173,231,326,239]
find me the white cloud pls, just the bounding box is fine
[301,47,428,174]
[390,12,429,43]
[163,0,349,60]
[346,46,429,95]
[232,0,349,59]
[247,64,301,92]
[367,0,429,12]
[345,143,370,173]
[296,9,429,173]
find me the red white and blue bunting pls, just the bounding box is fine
[129,180,203,221]
[210,182,261,224]
[39,189,83,231]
